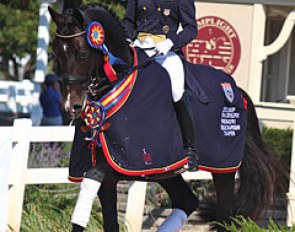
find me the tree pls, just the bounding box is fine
[0,1,39,80]
[0,0,126,81]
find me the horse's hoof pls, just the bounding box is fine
[72,224,85,232]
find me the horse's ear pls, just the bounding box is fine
[73,8,91,29]
[48,6,63,25]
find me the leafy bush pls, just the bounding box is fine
[21,184,104,232]
[262,127,293,164]
[215,216,295,232]
[28,142,71,168]
[21,184,128,231]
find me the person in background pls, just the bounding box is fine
[39,74,63,126]
[123,0,199,172]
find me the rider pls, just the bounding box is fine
[123,0,199,172]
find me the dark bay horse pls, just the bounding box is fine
[48,3,289,232]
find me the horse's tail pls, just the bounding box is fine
[235,88,290,219]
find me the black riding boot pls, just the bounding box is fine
[174,93,199,172]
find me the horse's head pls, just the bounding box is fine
[49,4,133,119]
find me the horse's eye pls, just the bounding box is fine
[78,48,89,59]
[79,51,88,59]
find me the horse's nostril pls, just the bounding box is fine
[73,105,82,110]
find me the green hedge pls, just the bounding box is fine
[262,127,293,164]
[21,184,104,232]
[217,216,295,232]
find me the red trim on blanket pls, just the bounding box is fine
[198,162,241,173]
[68,176,83,183]
[99,132,189,176]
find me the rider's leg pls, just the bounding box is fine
[156,53,199,171]
[174,94,199,171]
[71,168,105,231]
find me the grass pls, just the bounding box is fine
[215,216,295,232]
[20,183,129,232]
[21,184,103,232]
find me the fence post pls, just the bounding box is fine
[0,133,12,232]
[124,182,147,232]
[8,119,32,232]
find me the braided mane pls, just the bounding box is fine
[60,2,124,36]
[78,3,124,28]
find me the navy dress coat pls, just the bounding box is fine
[123,0,198,50]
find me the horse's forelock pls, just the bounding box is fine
[58,8,84,36]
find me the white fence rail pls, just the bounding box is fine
[0,80,34,114]
[1,119,213,232]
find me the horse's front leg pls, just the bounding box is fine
[98,179,120,232]
[71,168,105,232]
[157,175,199,232]
[212,172,236,232]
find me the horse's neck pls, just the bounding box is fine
[105,30,134,69]
[88,9,134,68]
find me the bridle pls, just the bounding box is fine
[55,19,157,132]
[55,30,103,89]
[55,26,157,96]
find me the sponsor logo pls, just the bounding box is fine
[183,16,241,75]
[221,82,234,103]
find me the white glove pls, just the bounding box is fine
[155,39,173,56]
[126,38,133,45]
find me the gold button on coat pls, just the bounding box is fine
[162,25,170,34]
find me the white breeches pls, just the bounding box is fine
[154,52,184,102]
[133,38,185,102]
